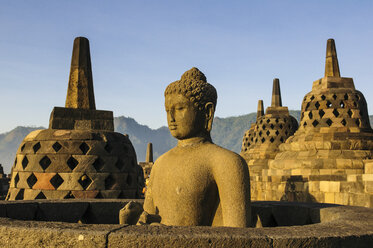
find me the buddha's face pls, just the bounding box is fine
[165,93,205,140]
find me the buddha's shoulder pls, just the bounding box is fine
[204,143,247,167]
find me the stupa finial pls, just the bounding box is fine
[65,37,96,109]
[271,78,282,107]
[324,39,340,77]
[146,143,153,163]
[257,100,264,119]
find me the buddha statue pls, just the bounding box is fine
[143,67,251,227]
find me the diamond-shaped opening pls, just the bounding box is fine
[308,111,313,119]
[33,142,41,153]
[26,173,37,188]
[301,113,304,120]
[92,157,104,172]
[280,137,284,142]
[35,192,46,199]
[321,95,326,100]
[266,130,270,136]
[261,137,265,143]
[270,124,274,129]
[356,119,361,127]
[355,94,360,100]
[275,118,279,123]
[105,175,116,190]
[259,120,263,124]
[262,125,266,130]
[340,101,345,108]
[251,137,254,142]
[266,119,270,123]
[305,102,310,111]
[258,131,262,137]
[303,121,307,127]
[104,143,113,153]
[279,124,283,129]
[312,120,319,127]
[326,100,332,108]
[326,119,333,126]
[14,173,19,187]
[50,173,64,189]
[344,93,349,100]
[270,137,275,143]
[310,95,315,100]
[347,109,353,117]
[79,142,90,155]
[332,94,337,100]
[285,131,288,135]
[22,156,29,169]
[52,142,62,152]
[115,159,125,171]
[15,189,24,200]
[341,119,347,126]
[67,156,79,170]
[64,192,75,199]
[275,130,279,136]
[78,175,92,190]
[332,109,340,117]
[21,143,26,152]
[39,156,51,170]
[319,109,325,118]
[315,101,320,110]
[353,101,357,107]
[127,174,133,187]
[95,192,104,199]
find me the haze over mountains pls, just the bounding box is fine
[0,111,372,174]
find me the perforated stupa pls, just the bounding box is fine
[7,37,144,200]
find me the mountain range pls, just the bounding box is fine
[0,111,372,174]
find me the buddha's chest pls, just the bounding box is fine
[151,159,214,206]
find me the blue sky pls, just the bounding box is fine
[0,0,372,133]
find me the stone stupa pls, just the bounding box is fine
[263,39,373,207]
[7,37,144,200]
[240,79,298,175]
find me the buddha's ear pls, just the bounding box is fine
[204,102,215,132]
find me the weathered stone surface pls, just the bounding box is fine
[144,68,251,227]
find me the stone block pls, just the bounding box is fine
[324,192,335,203]
[271,205,310,226]
[35,201,89,223]
[362,174,373,181]
[365,162,373,174]
[320,181,329,192]
[5,202,38,220]
[365,181,373,193]
[42,190,70,199]
[329,182,340,193]
[33,173,57,190]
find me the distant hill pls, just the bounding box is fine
[0,111,371,174]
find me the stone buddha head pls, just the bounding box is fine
[164,67,217,141]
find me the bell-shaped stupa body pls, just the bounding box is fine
[240,79,298,175]
[7,37,144,200]
[266,39,373,207]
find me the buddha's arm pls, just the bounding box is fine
[213,154,251,227]
[143,170,156,214]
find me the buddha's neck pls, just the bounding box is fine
[177,134,212,148]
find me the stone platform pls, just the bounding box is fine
[0,199,372,247]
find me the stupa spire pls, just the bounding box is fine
[65,37,96,109]
[257,100,264,119]
[271,78,282,107]
[146,143,153,163]
[324,39,340,77]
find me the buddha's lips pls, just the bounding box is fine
[169,125,177,130]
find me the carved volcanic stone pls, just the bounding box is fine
[6,37,144,200]
[241,80,298,174]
